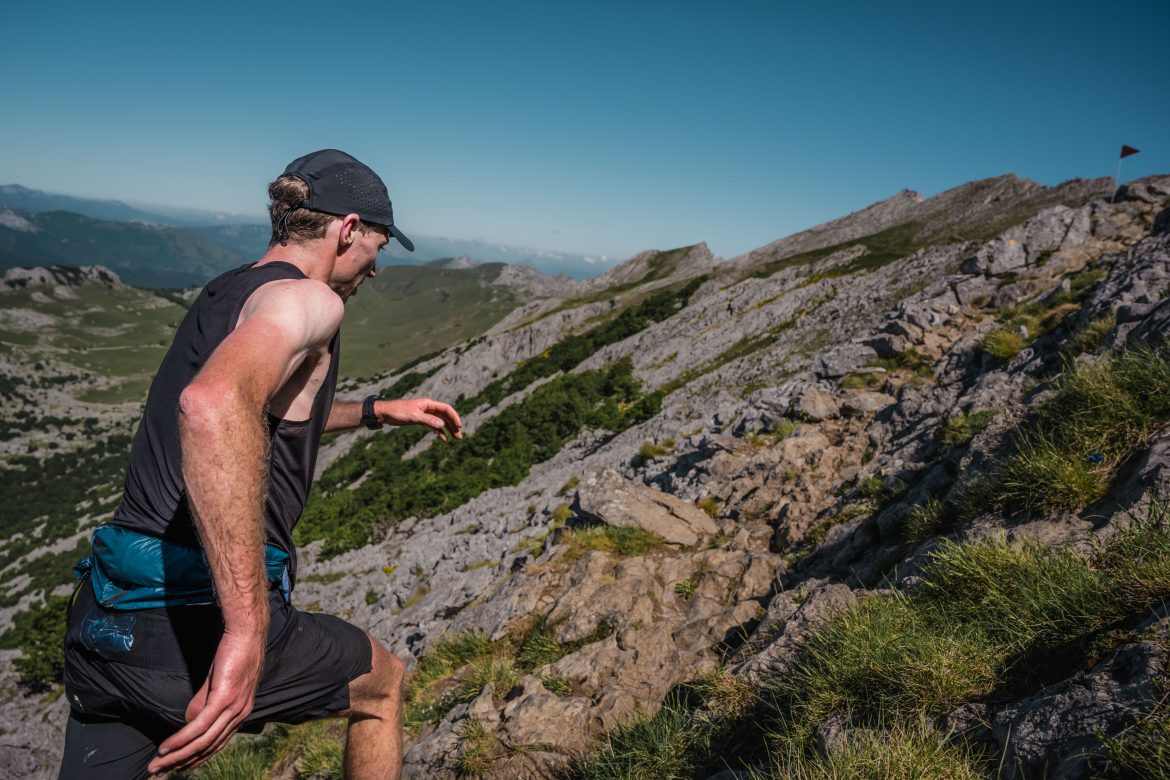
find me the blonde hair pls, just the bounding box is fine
[266,176,382,246]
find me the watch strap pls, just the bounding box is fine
[362,395,383,430]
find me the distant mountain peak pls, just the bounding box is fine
[3,264,124,290]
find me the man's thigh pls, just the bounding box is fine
[57,712,167,780]
[248,599,374,724]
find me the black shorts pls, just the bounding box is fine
[58,579,373,779]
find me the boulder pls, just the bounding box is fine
[574,469,718,547]
[794,386,840,421]
[813,343,878,379]
[839,389,895,416]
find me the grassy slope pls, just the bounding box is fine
[0,283,186,404]
[336,262,518,380]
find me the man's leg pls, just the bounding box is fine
[57,712,164,780]
[341,634,406,780]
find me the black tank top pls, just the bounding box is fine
[112,261,339,574]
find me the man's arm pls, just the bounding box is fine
[148,278,343,775]
[324,397,463,440]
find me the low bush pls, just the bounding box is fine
[298,358,661,557]
[569,698,699,780]
[0,594,70,692]
[405,614,617,734]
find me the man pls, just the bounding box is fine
[59,149,461,779]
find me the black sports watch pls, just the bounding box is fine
[362,395,383,430]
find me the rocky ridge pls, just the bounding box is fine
[292,175,1170,777]
[3,172,1169,777]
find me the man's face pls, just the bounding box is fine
[333,223,390,302]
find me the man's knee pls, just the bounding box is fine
[374,640,405,696]
[349,635,404,717]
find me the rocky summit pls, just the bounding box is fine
[3,172,1170,778]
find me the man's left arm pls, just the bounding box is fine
[325,397,463,441]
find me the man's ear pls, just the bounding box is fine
[338,214,361,247]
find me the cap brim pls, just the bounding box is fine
[390,225,415,252]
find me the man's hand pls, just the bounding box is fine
[147,629,265,774]
[378,397,463,442]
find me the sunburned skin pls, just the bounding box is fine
[234,279,336,423]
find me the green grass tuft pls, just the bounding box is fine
[561,525,665,559]
[940,410,997,447]
[979,329,1025,361]
[569,699,699,780]
[750,716,984,780]
[970,346,1170,515]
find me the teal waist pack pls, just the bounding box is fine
[74,524,290,611]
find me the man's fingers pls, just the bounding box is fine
[149,704,242,773]
[422,399,463,438]
[184,677,212,723]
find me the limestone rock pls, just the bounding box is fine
[730,580,857,685]
[574,469,718,547]
[839,389,895,416]
[991,642,1166,780]
[794,386,839,421]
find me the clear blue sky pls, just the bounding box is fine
[2,0,1166,261]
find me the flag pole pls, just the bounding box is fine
[1111,157,1124,204]
[1113,145,1141,204]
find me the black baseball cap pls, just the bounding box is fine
[282,149,415,252]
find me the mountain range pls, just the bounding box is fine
[0,184,612,282]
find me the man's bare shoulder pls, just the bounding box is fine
[239,277,344,346]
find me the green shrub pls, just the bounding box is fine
[517,613,565,669]
[858,475,906,501]
[455,656,521,702]
[466,275,706,411]
[840,372,883,390]
[540,674,572,696]
[697,497,721,519]
[551,503,573,527]
[836,502,873,523]
[575,501,1170,776]
[901,497,953,544]
[674,578,699,601]
[404,632,496,731]
[1102,696,1170,779]
[779,593,998,722]
[298,358,658,558]
[456,719,504,775]
[0,594,69,692]
[185,719,345,780]
[917,533,1114,655]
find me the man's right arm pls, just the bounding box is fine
[148,278,343,774]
